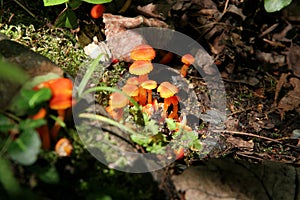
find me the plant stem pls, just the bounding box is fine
[79,113,140,136]
[14,0,36,18]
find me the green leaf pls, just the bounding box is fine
[69,0,82,8]
[10,88,51,116]
[82,0,112,4]
[65,9,78,29]
[192,140,202,151]
[38,166,60,184]
[165,118,177,131]
[50,114,66,128]
[22,73,61,91]
[7,129,41,165]
[0,60,29,84]
[19,119,46,131]
[264,0,292,12]
[43,0,68,6]
[0,114,15,132]
[130,134,151,146]
[0,157,21,197]
[55,9,78,29]
[28,89,52,108]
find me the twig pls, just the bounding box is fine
[236,152,263,161]
[14,0,36,18]
[222,0,230,15]
[259,23,279,37]
[214,130,300,149]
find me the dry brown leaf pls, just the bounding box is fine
[288,44,300,77]
[226,136,254,150]
[277,77,300,118]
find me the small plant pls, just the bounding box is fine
[43,0,112,29]
[264,0,293,13]
[0,59,76,197]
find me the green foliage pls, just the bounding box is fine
[43,0,68,6]
[0,60,29,84]
[264,0,293,12]
[55,8,78,29]
[7,128,42,165]
[42,0,112,29]
[43,0,111,6]
[10,88,52,116]
[0,157,22,197]
[37,165,60,184]
[0,24,87,77]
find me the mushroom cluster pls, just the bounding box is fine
[32,77,74,155]
[106,44,195,123]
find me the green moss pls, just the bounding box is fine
[0,23,87,77]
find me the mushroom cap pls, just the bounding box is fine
[41,78,73,110]
[130,44,156,61]
[140,80,157,90]
[122,84,139,96]
[126,77,139,85]
[109,92,129,109]
[129,60,153,76]
[55,138,72,157]
[157,82,179,98]
[181,54,195,65]
[50,95,73,110]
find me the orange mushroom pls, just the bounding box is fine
[55,138,72,157]
[181,54,195,77]
[157,82,179,118]
[166,96,180,119]
[109,92,129,109]
[107,92,129,121]
[122,84,139,104]
[130,44,156,61]
[90,4,105,19]
[126,77,140,85]
[129,60,153,83]
[35,78,74,140]
[32,108,50,150]
[140,80,157,104]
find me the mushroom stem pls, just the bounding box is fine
[37,125,51,150]
[138,74,149,83]
[106,106,124,121]
[180,64,190,77]
[138,86,147,106]
[168,103,178,119]
[163,97,172,117]
[147,89,153,104]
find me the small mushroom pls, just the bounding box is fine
[32,108,50,150]
[157,82,179,118]
[55,138,72,157]
[36,78,74,140]
[129,60,153,83]
[107,92,129,121]
[181,54,195,77]
[140,80,157,104]
[130,44,156,61]
[109,92,129,109]
[122,84,139,104]
[166,96,179,119]
[126,77,140,85]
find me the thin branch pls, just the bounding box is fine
[213,130,299,149]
